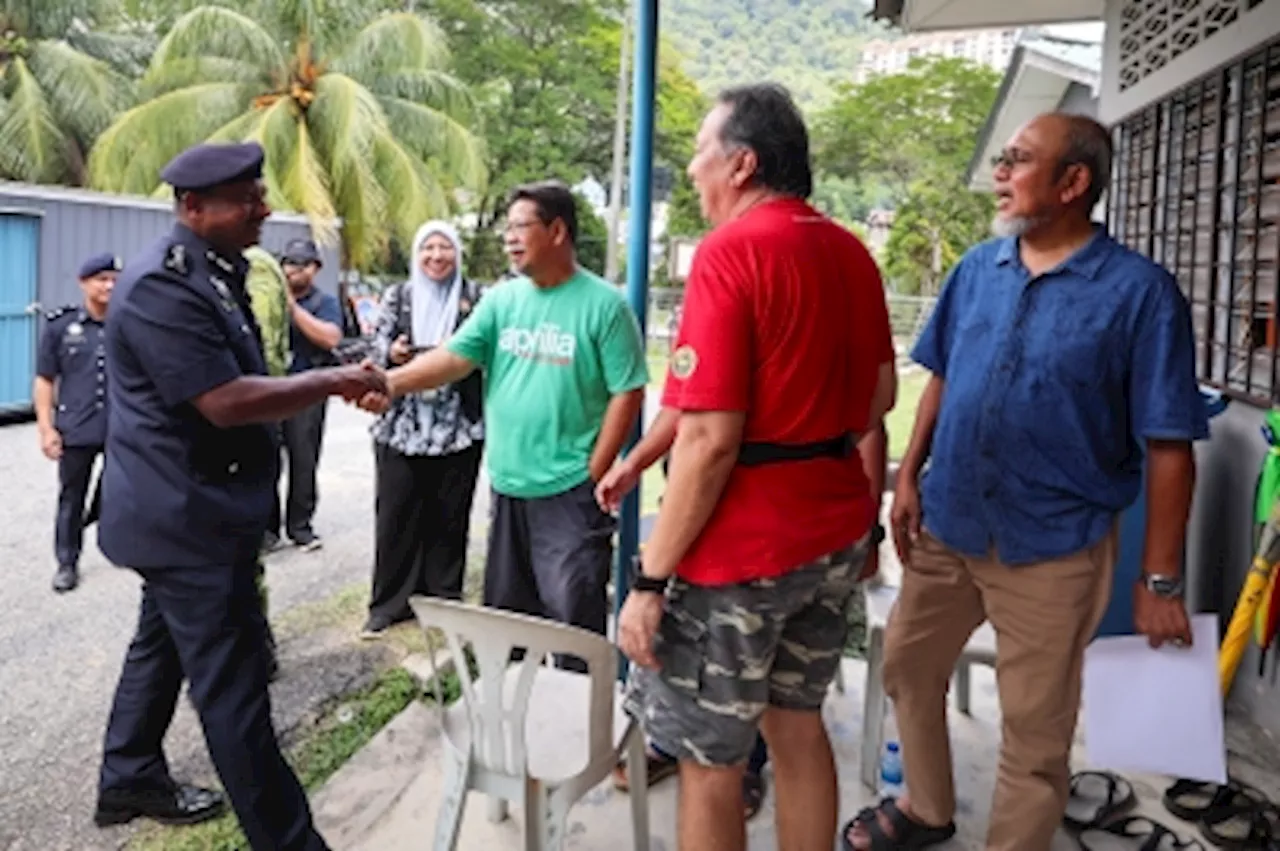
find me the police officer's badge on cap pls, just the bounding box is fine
[159,141,265,194]
[78,252,122,279]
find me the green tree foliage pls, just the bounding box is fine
[410,0,708,280]
[0,0,136,183]
[88,1,485,269]
[817,56,1001,293]
[663,0,894,108]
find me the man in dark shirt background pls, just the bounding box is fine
[265,239,343,552]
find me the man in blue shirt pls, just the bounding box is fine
[93,141,383,846]
[842,113,1207,851]
[34,252,120,592]
[264,238,343,552]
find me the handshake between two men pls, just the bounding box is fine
[326,360,394,413]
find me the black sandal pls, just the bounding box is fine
[1079,816,1206,851]
[839,798,956,850]
[1164,779,1241,822]
[1201,793,1278,849]
[1065,770,1138,830]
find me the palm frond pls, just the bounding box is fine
[88,81,254,194]
[365,69,474,123]
[66,29,156,78]
[308,72,390,267]
[27,39,133,144]
[330,12,451,78]
[150,6,285,76]
[0,56,72,183]
[371,133,450,251]
[141,56,270,97]
[276,118,339,247]
[378,96,486,190]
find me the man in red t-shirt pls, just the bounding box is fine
[617,83,896,851]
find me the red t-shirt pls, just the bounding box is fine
[662,197,894,586]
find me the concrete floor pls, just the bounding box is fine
[309,651,1280,851]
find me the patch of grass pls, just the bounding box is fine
[886,369,929,461]
[128,667,421,851]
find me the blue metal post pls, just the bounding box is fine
[614,0,658,682]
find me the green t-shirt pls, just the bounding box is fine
[447,268,649,498]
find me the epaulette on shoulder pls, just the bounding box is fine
[44,304,76,322]
[163,242,190,277]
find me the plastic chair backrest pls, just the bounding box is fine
[409,596,618,777]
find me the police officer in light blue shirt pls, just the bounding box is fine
[93,140,384,846]
[34,252,120,593]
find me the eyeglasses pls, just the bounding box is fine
[990,148,1035,170]
[503,219,543,234]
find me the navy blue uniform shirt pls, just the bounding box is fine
[288,286,342,374]
[99,224,276,569]
[911,228,1210,566]
[37,306,108,447]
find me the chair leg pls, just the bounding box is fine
[627,725,651,850]
[435,750,470,851]
[487,795,509,823]
[955,662,972,716]
[525,780,556,851]
[861,626,886,791]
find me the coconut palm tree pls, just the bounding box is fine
[0,0,135,184]
[88,2,486,269]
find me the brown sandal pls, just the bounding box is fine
[611,750,679,792]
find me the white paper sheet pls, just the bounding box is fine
[1081,614,1226,784]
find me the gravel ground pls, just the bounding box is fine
[0,401,490,851]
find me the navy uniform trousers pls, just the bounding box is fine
[55,445,103,568]
[99,560,328,851]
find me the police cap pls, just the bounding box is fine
[160,141,265,194]
[79,252,122,279]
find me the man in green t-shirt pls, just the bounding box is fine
[361,181,648,654]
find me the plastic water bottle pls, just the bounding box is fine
[879,741,905,799]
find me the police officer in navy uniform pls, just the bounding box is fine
[34,252,120,593]
[93,141,384,847]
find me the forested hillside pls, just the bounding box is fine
[663,0,897,106]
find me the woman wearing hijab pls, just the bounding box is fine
[363,221,485,638]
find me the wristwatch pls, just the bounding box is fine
[1141,573,1185,599]
[630,555,669,594]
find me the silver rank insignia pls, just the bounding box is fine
[67,322,84,338]
[210,277,236,312]
[206,250,235,274]
[164,244,188,275]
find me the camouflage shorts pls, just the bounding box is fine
[623,540,867,767]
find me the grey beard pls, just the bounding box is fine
[991,213,1044,238]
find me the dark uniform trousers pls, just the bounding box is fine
[100,560,328,851]
[55,445,103,568]
[270,400,327,539]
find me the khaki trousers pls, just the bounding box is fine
[882,527,1115,851]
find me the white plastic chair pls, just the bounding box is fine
[859,583,998,789]
[409,596,650,851]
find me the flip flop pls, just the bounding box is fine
[1065,771,1138,830]
[1165,779,1239,822]
[611,749,678,792]
[1201,793,1279,849]
[1079,816,1206,851]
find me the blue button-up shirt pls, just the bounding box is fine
[100,224,276,569]
[911,229,1209,565]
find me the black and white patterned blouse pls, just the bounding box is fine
[369,282,485,457]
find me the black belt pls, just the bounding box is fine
[737,432,855,467]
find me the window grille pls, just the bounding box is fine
[1109,37,1280,404]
